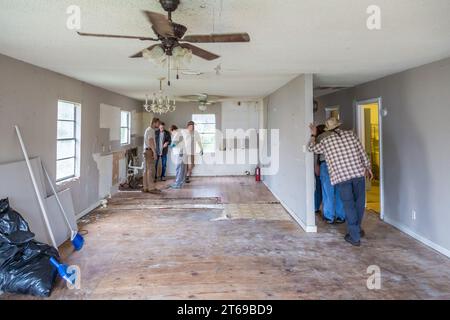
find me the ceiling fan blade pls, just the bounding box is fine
[143,10,175,38]
[180,43,220,61]
[129,44,161,58]
[77,32,157,41]
[182,33,250,43]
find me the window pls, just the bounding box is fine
[121,111,131,145]
[192,114,216,153]
[56,100,80,182]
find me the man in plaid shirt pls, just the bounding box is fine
[308,118,373,246]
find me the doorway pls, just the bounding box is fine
[355,98,383,218]
[325,106,340,120]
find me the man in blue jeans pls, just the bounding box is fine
[316,128,346,224]
[154,122,171,182]
[319,160,346,223]
[308,118,373,246]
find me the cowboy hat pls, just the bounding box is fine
[324,117,342,131]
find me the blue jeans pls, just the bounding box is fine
[155,154,167,179]
[336,177,366,242]
[320,162,345,221]
[314,174,322,212]
[173,154,186,187]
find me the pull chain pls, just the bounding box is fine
[168,56,171,86]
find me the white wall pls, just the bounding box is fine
[263,74,316,232]
[158,101,261,176]
[316,57,450,256]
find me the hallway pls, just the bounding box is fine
[3,177,449,300]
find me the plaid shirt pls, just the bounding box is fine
[308,129,371,185]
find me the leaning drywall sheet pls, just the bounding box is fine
[0,157,51,244]
[45,189,77,246]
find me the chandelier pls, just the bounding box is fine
[144,78,176,114]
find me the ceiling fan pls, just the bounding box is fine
[178,93,228,111]
[77,0,250,62]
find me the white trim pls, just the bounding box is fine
[76,200,102,220]
[263,181,317,233]
[354,97,385,220]
[384,217,450,258]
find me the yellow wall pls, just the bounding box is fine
[362,103,380,176]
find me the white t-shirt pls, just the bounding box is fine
[182,129,203,155]
[171,130,184,156]
[144,127,155,150]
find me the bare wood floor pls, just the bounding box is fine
[2,177,450,299]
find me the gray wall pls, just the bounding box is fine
[316,57,450,254]
[0,54,142,215]
[263,74,316,231]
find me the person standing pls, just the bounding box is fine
[169,125,186,189]
[142,118,162,194]
[183,121,203,184]
[316,125,346,224]
[308,117,373,246]
[314,125,326,214]
[154,122,171,182]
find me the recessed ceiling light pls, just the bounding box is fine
[181,70,203,76]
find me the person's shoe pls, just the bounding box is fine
[141,188,148,193]
[325,218,334,224]
[344,234,361,247]
[153,179,157,183]
[148,188,162,194]
[335,218,346,224]
[170,184,182,189]
[161,177,166,181]
[185,177,190,183]
[360,229,366,238]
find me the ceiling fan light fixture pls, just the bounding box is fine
[143,46,166,64]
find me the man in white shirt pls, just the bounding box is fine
[183,121,203,183]
[143,118,162,194]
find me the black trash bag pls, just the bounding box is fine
[0,198,59,297]
[0,198,35,244]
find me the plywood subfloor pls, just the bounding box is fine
[2,177,450,300]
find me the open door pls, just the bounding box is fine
[356,98,384,219]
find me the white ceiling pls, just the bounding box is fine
[1,0,450,100]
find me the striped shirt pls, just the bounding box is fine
[308,129,371,185]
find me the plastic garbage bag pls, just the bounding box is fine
[0,198,59,297]
[0,198,35,244]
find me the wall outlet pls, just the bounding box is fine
[412,210,417,221]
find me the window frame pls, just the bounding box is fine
[192,114,216,154]
[120,111,131,145]
[56,100,79,183]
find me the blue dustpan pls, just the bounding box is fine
[71,232,85,251]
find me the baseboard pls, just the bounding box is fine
[384,217,450,258]
[76,200,102,220]
[263,181,317,233]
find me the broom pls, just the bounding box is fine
[42,164,85,251]
[49,257,76,285]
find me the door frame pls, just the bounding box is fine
[354,97,385,220]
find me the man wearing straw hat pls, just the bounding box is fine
[308,117,373,246]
